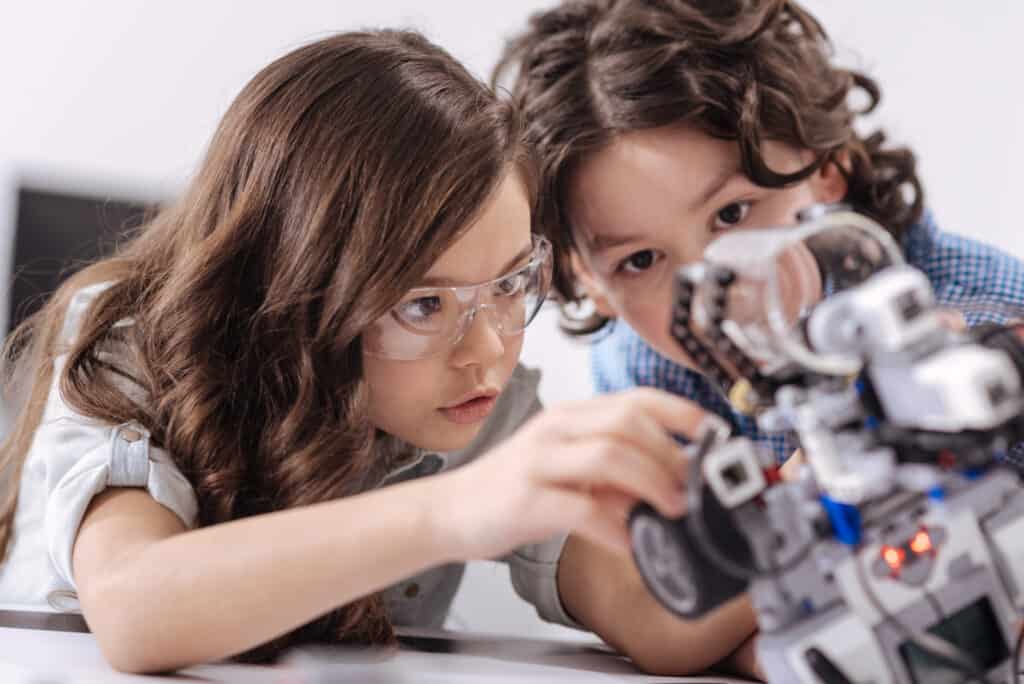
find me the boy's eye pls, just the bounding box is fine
[713,201,752,231]
[618,249,660,274]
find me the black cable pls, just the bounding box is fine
[685,428,817,581]
[852,547,994,684]
[1013,621,1024,684]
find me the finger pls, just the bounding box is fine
[780,449,804,482]
[595,409,689,485]
[534,489,632,557]
[533,441,685,518]
[554,404,687,486]
[605,387,714,442]
[935,307,967,332]
[590,488,638,523]
[566,489,635,558]
[555,391,711,480]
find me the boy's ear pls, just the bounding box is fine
[570,252,617,319]
[810,149,850,204]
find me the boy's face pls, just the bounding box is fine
[362,172,530,452]
[567,123,846,370]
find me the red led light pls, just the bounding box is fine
[910,530,932,555]
[882,545,905,570]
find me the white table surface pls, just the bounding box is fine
[0,624,753,684]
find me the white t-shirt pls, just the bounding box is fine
[0,283,578,629]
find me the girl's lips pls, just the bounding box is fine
[440,395,498,425]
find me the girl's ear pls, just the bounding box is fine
[810,149,850,204]
[570,252,617,319]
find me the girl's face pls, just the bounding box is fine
[363,172,533,452]
[568,124,847,370]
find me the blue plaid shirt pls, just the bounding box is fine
[591,212,1024,462]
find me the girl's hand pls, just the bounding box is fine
[437,388,710,561]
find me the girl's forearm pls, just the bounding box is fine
[77,474,461,673]
[557,534,757,675]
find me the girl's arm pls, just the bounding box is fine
[720,630,766,681]
[73,475,460,673]
[74,387,703,674]
[556,534,759,677]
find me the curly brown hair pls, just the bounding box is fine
[0,30,533,661]
[494,0,923,333]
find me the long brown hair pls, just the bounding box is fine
[494,0,924,333]
[0,30,532,661]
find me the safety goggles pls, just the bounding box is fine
[363,236,552,360]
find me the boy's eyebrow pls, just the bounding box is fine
[689,165,742,211]
[585,232,646,253]
[585,165,743,255]
[419,243,535,287]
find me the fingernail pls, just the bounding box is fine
[668,495,686,517]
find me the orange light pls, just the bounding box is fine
[910,530,933,555]
[882,545,905,570]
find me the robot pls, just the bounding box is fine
[629,205,1024,683]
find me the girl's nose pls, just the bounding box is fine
[450,306,505,368]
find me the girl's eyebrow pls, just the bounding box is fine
[420,242,535,287]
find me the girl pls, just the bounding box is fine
[0,30,705,673]
[496,0,1024,677]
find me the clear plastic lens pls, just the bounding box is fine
[393,290,470,334]
[493,263,548,332]
[693,211,903,373]
[393,294,453,333]
[494,272,528,297]
[364,237,552,360]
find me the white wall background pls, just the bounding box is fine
[1,1,1021,639]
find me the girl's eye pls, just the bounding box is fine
[495,273,527,296]
[397,296,443,322]
[713,201,752,231]
[617,249,660,275]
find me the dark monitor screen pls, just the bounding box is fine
[898,596,1009,684]
[8,187,153,333]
